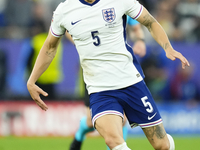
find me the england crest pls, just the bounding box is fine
[102,8,116,23]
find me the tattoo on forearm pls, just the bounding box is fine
[143,125,166,142]
[142,14,156,32]
[45,50,55,59]
[163,43,170,50]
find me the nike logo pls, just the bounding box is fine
[148,112,157,120]
[71,20,82,25]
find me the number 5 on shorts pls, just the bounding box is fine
[141,96,153,113]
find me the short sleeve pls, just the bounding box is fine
[127,15,139,26]
[50,12,66,38]
[123,0,143,20]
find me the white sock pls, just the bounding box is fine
[167,134,175,150]
[112,142,131,150]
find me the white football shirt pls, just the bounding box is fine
[51,0,144,94]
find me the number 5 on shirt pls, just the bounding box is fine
[91,31,101,46]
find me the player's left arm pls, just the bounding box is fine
[136,8,190,69]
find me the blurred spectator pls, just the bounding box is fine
[0,0,6,26]
[169,63,200,103]
[155,0,176,39]
[4,0,33,39]
[147,0,200,42]
[175,0,200,42]
[140,48,169,101]
[192,17,200,42]
[0,49,6,99]
[5,0,32,27]
[138,0,152,11]
[33,0,64,31]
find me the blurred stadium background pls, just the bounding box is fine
[0,0,200,149]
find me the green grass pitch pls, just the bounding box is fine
[0,136,199,150]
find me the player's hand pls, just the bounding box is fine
[132,40,146,58]
[166,49,190,69]
[27,82,48,111]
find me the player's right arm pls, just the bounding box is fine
[27,31,61,111]
[27,3,66,111]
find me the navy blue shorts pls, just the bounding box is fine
[90,80,162,128]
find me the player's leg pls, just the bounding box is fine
[74,107,94,141]
[142,123,174,150]
[120,80,175,150]
[90,91,132,150]
[106,115,128,150]
[86,107,93,127]
[70,107,94,150]
[70,81,95,150]
[95,115,131,150]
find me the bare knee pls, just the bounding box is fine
[104,132,124,149]
[95,115,124,149]
[153,141,170,150]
